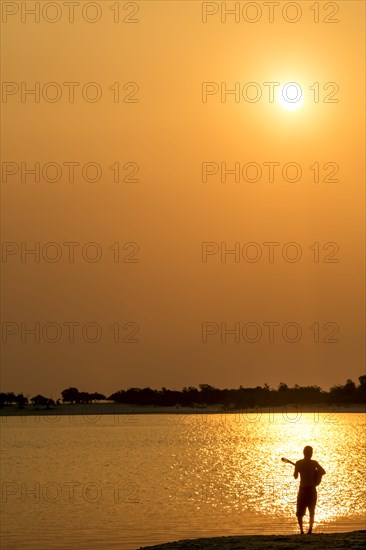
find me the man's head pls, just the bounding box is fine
[303,445,313,458]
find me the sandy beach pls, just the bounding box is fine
[139,531,366,549]
[0,403,365,417]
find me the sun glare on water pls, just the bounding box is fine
[278,82,304,111]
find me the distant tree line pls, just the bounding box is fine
[1,376,365,410]
[0,389,106,409]
[107,377,366,408]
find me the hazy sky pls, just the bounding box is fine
[1,0,365,398]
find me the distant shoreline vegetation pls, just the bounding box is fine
[1,376,365,411]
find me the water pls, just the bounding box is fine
[1,412,365,549]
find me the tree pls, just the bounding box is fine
[78,392,92,404]
[5,392,16,405]
[329,379,357,404]
[61,387,80,404]
[15,393,28,409]
[90,392,106,402]
[31,395,50,407]
[356,376,366,403]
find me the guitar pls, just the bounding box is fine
[281,457,323,486]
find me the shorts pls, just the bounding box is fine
[296,486,317,517]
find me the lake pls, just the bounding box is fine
[1,412,365,549]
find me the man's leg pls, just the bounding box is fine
[307,488,317,534]
[296,489,305,534]
[297,513,304,534]
[308,506,315,534]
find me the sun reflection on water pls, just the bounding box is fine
[174,412,365,532]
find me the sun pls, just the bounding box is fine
[278,82,304,111]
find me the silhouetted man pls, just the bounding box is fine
[294,446,326,534]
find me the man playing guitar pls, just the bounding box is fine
[282,446,326,534]
[292,446,326,534]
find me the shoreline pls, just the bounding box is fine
[0,403,365,416]
[138,530,366,549]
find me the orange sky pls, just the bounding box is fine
[1,0,365,397]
